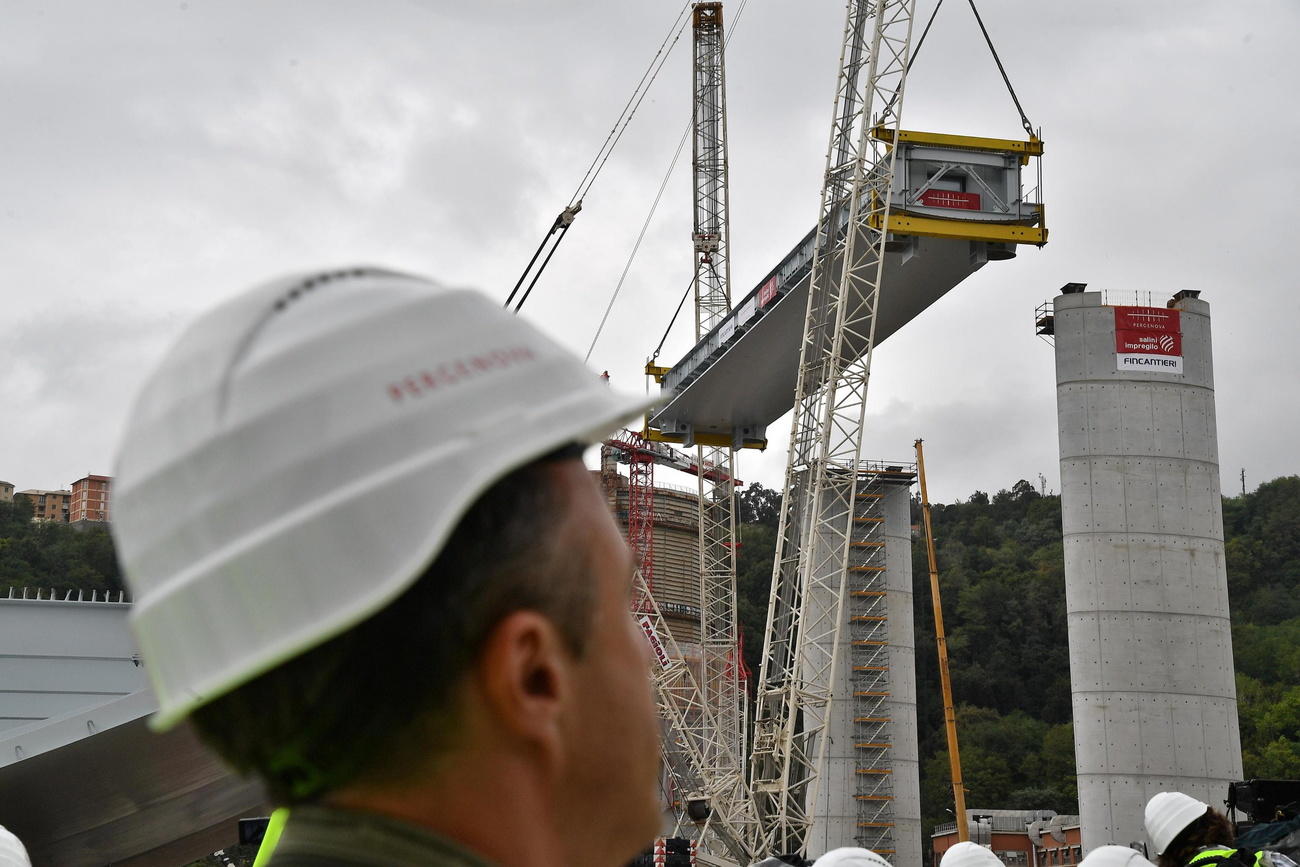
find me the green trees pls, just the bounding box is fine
[731,473,1300,843]
[0,500,123,596]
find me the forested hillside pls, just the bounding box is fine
[0,497,122,594]
[737,476,1300,841]
[3,474,1297,844]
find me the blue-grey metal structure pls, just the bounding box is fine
[1051,289,1242,853]
[0,595,265,866]
[647,132,1042,451]
[0,590,145,732]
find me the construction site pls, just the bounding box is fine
[1,2,1297,866]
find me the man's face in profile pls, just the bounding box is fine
[552,460,662,861]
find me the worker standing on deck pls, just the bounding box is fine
[1146,792,1298,867]
[110,268,661,867]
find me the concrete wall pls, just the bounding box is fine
[1053,291,1241,852]
[884,483,921,866]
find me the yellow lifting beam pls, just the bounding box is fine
[871,126,1043,163]
[872,211,1048,246]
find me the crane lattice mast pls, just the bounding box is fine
[689,4,761,856]
[603,428,757,865]
[690,0,743,786]
[749,0,916,857]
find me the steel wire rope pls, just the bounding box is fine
[584,0,750,365]
[583,121,691,364]
[506,2,693,313]
[964,0,1036,136]
[878,0,946,124]
[568,1,694,209]
[650,274,698,366]
[878,0,1035,136]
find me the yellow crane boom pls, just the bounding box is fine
[914,439,969,842]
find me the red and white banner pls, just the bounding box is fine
[758,276,779,308]
[637,614,672,670]
[920,189,981,210]
[1115,306,1182,374]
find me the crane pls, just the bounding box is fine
[686,1,749,832]
[609,8,761,858]
[749,0,917,858]
[602,427,758,864]
[915,439,969,845]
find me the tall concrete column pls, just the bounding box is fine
[883,481,921,866]
[1052,290,1241,853]
[808,477,919,864]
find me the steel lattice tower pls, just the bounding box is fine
[690,0,746,807]
[749,0,916,857]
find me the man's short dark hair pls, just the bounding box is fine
[190,444,593,803]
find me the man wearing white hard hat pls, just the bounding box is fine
[811,847,892,867]
[0,825,31,867]
[1145,792,1297,867]
[1080,845,1157,867]
[111,268,662,866]
[939,841,1006,867]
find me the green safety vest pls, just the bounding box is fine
[1187,847,1265,867]
[252,807,290,867]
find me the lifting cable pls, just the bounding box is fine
[879,0,946,124]
[964,0,1035,137]
[879,0,1035,137]
[505,1,694,313]
[584,121,691,363]
[648,275,697,367]
[649,271,701,367]
[584,0,751,365]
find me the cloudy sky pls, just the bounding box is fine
[2,0,1296,503]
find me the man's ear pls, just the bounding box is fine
[475,610,572,756]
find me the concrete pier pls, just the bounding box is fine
[807,475,919,864]
[1052,290,1241,853]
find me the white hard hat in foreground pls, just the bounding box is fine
[813,847,892,867]
[0,825,31,867]
[112,267,653,730]
[1144,792,1209,856]
[1080,845,1157,867]
[940,841,1006,867]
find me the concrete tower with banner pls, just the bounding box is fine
[1048,287,1242,853]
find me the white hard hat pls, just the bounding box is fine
[1080,845,1157,867]
[1144,792,1209,856]
[112,267,653,730]
[813,848,892,867]
[0,826,31,867]
[940,841,1005,867]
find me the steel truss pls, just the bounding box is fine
[749,0,916,857]
[635,569,756,865]
[690,2,749,848]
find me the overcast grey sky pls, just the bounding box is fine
[2,0,1296,502]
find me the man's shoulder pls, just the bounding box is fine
[266,805,494,867]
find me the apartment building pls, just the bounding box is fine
[70,475,112,523]
[16,490,71,522]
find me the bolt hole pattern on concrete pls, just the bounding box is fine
[1051,291,1241,855]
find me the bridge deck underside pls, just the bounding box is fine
[649,231,988,443]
